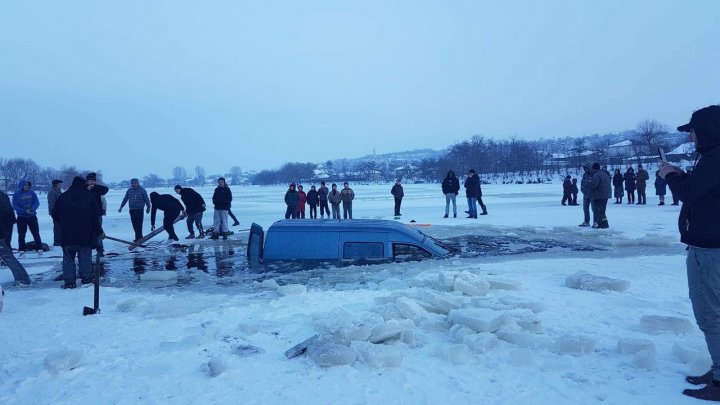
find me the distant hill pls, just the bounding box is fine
[339,148,447,165]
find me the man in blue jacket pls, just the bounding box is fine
[661,105,720,401]
[118,178,151,242]
[11,180,42,257]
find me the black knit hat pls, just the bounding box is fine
[174,185,182,190]
[51,180,63,186]
[85,172,97,181]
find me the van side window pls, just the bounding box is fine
[343,242,384,259]
[393,243,432,260]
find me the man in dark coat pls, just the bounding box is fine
[0,189,15,249]
[660,105,720,401]
[53,176,103,288]
[0,212,30,285]
[85,172,109,255]
[561,175,572,206]
[211,177,232,239]
[391,179,404,216]
[284,183,299,219]
[579,166,593,226]
[306,185,319,219]
[150,192,184,241]
[589,162,611,228]
[174,185,206,239]
[318,182,330,219]
[464,169,480,218]
[636,164,650,205]
[47,179,63,246]
[442,170,460,218]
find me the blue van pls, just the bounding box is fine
[247,219,453,263]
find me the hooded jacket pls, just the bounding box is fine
[285,188,299,206]
[666,126,720,248]
[178,188,206,214]
[150,192,184,227]
[53,177,102,247]
[442,172,460,195]
[12,180,40,218]
[212,186,232,210]
[624,170,637,191]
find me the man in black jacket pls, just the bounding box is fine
[464,169,479,218]
[661,105,720,401]
[306,185,319,219]
[442,170,460,218]
[54,176,103,288]
[85,172,108,255]
[391,179,404,216]
[174,185,206,239]
[589,163,611,228]
[150,192,184,241]
[211,177,232,239]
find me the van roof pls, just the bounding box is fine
[268,219,427,242]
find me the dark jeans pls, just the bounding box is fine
[637,185,647,204]
[0,240,30,284]
[331,203,340,219]
[62,245,92,284]
[582,194,591,224]
[17,216,41,252]
[186,212,204,235]
[164,210,181,240]
[320,200,330,218]
[343,201,353,219]
[394,198,402,216]
[467,197,478,217]
[591,198,609,227]
[571,193,578,205]
[309,204,317,219]
[285,205,297,219]
[2,223,12,249]
[130,209,145,241]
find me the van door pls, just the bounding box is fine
[339,232,389,259]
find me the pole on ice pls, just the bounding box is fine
[83,252,101,316]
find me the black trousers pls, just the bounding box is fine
[2,222,13,249]
[562,192,571,205]
[130,209,144,241]
[17,216,41,252]
[309,204,317,219]
[228,210,239,225]
[637,186,647,204]
[394,198,402,216]
[319,200,330,217]
[591,198,609,226]
[477,197,487,214]
[164,209,181,241]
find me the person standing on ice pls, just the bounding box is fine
[589,162,611,228]
[119,178,152,242]
[0,189,15,249]
[150,192,184,242]
[85,173,109,256]
[306,185,319,219]
[47,179,63,246]
[174,185,206,239]
[578,165,592,227]
[391,179,404,217]
[284,183,299,219]
[341,182,355,219]
[53,176,103,289]
[318,181,330,219]
[0,211,30,286]
[12,180,42,257]
[654,170,666,205]
[570,178,579,205]
[441,170,460,218]
[464,169,479,218]
[561,175,572,205]
[636,164,650,205]
[660,105,720,401]
[624,167,637,204]
[211,177,232,239]
[476,175,488,215]
[296,185,307,219]
[329,183,342,219]
[612,169,624,204]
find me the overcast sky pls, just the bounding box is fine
[1,1,718,182]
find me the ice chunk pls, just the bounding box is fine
[418,313,451,331]
[497,296,547,313]
[415,289,464,314]
[672,341,707,364]
[409,270,441,289]
[565,271,629,292]
[488,278,522,291]
[510,349,535,366]
[313,308,381,345]
[379,277,406,290]
[237,323,260,336]
[369,319,415,343]
[207,357,227,377]
[433,344,472,364]
[509,309,543,333]
[307,340,357,367]
[277,284,307,296]
[44,350,83,374]
[158,335,201,352]
[448,308,508,333]
[139,271,177,282]
[285,335,320,359]
[551,335,596,356]
[617,338,656,355]
[395,297,430,324]
[351,341,403,368]
[261,279,278,290]
[232,344,265,357]
[639,315,694,335]
[632,349,656,370]
[453,271,491,296]
[449,324,477,343]
[439,271,459,291]
[116,297,149,313]
[463,333,499,354]
[495,322,550,349]
[375,303,404,321]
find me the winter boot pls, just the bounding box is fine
[600,219,609,229]
[62,281,77,289]
[687,371,714,385]
[443,214,448,218]
[232,221,240,226]
[480,211,488,215]
[683,379,720,401]
[578,222,590,227]
[453,214,457,218]
[186,234,195,240]
[591,222,599,229]
[659,202,665,206]
[197,232,205,239]
[210,232,219,240]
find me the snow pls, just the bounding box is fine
[565,271,630,292]
[0,182,708,404]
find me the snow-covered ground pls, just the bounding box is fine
[0,183,706,404]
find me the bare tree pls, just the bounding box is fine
[194,166,206,186]
[635,119,667,157]
[172,166,188,183]
[144,173,162,188]
[228,166,243,185]
[0,158,41,191]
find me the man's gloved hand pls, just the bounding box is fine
[146,208,150,214]
[118,208,122,213]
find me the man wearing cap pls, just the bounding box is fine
[660,105,720,401]
[119,178,152,242]
[85,173,108,255]
[47,179,63,246]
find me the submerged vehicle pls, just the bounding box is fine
[247,219,453,264]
